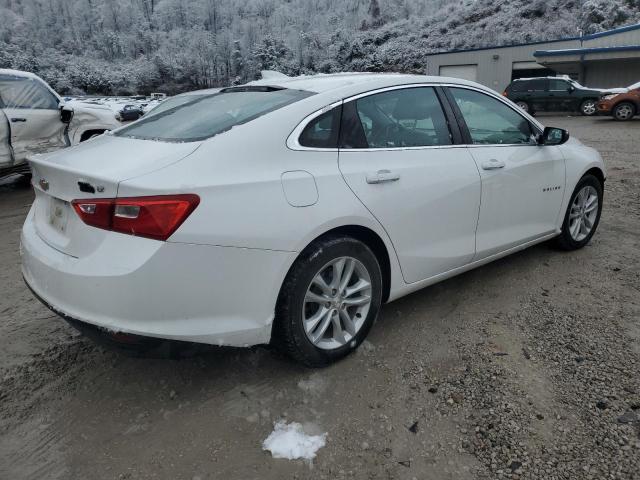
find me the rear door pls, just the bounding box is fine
[0,73,66,162]
[338,85,481,284]
[445,86,565,259]
[527,79,549,111]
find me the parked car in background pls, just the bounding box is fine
[597,81,640,121]
[504,76,624,116]
[0,69,121,178]
[22,73,606,366]
[116,104,144,122]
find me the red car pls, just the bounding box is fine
[597,81,640,121]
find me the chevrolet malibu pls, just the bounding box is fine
[21,73,605,367]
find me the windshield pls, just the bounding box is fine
[115,87,314,142]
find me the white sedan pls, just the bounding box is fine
[21,73,605,366]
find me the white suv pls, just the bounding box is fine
[0,69,121,177]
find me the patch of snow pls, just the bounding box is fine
[262,420,326,460]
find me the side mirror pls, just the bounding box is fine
[60,105,74,124]
[538,127,569,146]
[568,85,575,93]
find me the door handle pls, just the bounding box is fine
[481,159,506,170]
[366,169,400,184]
[10,118,27,123]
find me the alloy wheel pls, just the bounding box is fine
[302,256,372,350]
[568,185,598,242]
[516,101,529,112]
[581,100,596,115]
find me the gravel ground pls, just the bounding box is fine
[0,115,638,480]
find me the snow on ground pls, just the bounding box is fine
[262,420,326,460]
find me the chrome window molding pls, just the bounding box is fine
[286,82,545,152]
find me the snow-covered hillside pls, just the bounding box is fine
[0,0,638,95]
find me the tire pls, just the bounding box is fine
[613,102,635,121]
[516,101,530,113]
[273,235,383,367]
[580,99,597,116]
[555,174,603,250]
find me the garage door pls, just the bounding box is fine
[439,64,478,82]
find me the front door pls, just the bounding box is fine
[446,87,565,259]
[338,86,481,284]
[0,74,66,162]
[547,78,574,112]
[0,107,12,168]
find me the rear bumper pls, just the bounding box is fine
[21,208,296,347]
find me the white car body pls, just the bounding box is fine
[21,73,606,350]
[0,69,121,175]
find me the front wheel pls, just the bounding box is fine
[580,99,597,116]
[613,102,635,121]
[556,174,603,250]
[273,236,383,367]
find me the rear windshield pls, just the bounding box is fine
[115,87,314,142]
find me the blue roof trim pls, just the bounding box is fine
[534,45,640,57]
[427,36,581,56]
[581,22,640,40]
[427,22,640,56]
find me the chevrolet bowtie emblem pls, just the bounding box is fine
[39,178,49,191]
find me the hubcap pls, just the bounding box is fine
[517,101,528,112]
[582,101,596,115]
[302,257,372,350]
[616,104,633,120]
[569,185,598,242]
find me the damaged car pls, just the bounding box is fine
[0,69,121,178]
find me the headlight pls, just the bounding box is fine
[602,94,618,100]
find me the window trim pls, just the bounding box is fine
[442,85,543,148]
[288,83,461,152]
[286,100,343,151]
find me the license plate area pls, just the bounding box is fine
[48,197,70,234]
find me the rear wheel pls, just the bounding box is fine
[580,99,597,116]
[516,100,530,113]
[273,236,382,367]
[556,174,603,250]
[613,102,635,121]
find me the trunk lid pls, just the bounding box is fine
[28,135,200,257]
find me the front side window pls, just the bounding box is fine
[549,79,571,91]
[116,87,314,142]
[0,75,58,109]
[449,87,535,145]
[341,87,451,149]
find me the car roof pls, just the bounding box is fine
[512,76,574,82]
[246,72,482,93]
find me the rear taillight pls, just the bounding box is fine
[501,91,508,96]
[71,194,199,241]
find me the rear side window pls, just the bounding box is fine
[449,87,534,145]
[116,87,314,142]
[299,106,342,148]
[341,87,452,149]
[510,82,525,92]
[527,79,547,91]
